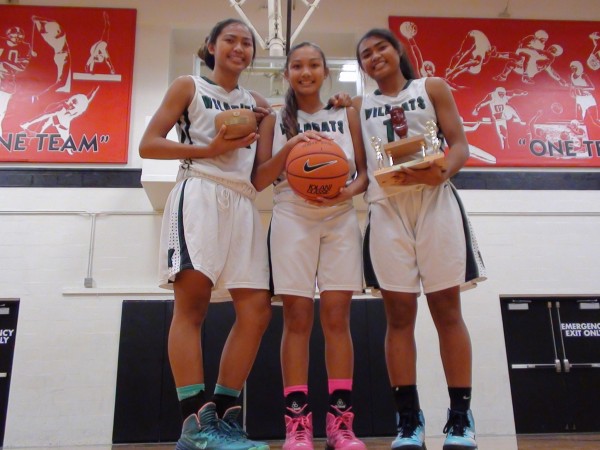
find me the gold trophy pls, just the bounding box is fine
[372,107,446,186]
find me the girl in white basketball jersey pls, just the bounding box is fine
[252,42,367,450]
[139,19,272,450]
[354,29,485,450]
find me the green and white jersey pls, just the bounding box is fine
[176,75,257,199]
[360,77,438,203]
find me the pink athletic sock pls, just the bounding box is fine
[328,379,352,394]
[284,384,309,397]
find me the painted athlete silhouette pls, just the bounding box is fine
[399,22,435,77]
[494,30,568,86]
[445,30,496,82]
[587,32,600,71]
[569,60,600,126]
[20,87,99,146]
[473,87,528,150]
[0,26,33,136]
[85,12,116,74]
[31,15,72,97]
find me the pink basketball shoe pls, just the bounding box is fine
[282,409,314,450]
[325,407,366,450]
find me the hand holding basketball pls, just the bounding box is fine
[208,122,258,157]
[286,139,349,202]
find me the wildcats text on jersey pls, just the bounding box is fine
[363,96,427,121]
[278,120,344,135]
[200,94,253,112]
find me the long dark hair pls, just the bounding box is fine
[281,42,328,139]
[356,28,416,80]
[197,18,256,71]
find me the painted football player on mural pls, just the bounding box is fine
[0,26,32,137]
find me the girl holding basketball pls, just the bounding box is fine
[252,42,367,450]
[139,18,273,450]
[353,29,485,450]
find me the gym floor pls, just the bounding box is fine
[14,434,600,450]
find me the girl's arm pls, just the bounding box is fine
[400,77,469,186]
[251,113,278,191]
[429,77,469,179]
[250,90,273,125]
[345,106,369,197]
[139,76,258,160]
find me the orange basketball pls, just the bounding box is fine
[285,139,349,201]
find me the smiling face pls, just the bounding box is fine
[284,44,328,97]
[357,35,401,81]
[208,22,255,75]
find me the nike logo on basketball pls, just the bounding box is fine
[303,159,338,172]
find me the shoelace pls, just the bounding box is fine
[330,412,356,441]
[287,415,312,442]
[443,410,469,436]
[398,411,420,438]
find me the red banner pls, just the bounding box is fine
[0,5,136,163]
[389,16,600,168]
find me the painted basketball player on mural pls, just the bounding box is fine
[0,4,135,163]
[390,16,600,168]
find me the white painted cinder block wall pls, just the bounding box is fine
[1,0,599,447]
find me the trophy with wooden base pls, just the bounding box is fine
[371,107,446,187]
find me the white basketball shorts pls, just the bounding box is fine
[269,200,363,298]
[364,182,485,295]
[158,176,269,300]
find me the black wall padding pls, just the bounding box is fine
[114,299,398,443]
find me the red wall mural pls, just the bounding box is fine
[389,16,600,168]
[0,5,136,163]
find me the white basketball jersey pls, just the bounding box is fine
[360,77,438,203]
[176,76,258,197]
[272,106,356,202]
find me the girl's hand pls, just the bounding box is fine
[207,125,259,157]
[392,163,447,186]
[252,105,273,125]
[328,92,352,108]
[288,131,332,148]
[306,186,353,207]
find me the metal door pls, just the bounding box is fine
[500,296,600,433]
[0,299,19,446]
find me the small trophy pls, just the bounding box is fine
[424,120,443,158]
[373,112,446,186]
[370,136,385,170]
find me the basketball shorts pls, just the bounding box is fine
[158,176,269,300]
[364,182,486,295]
[269,200,363,299]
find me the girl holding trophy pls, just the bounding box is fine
[353,28,486,450]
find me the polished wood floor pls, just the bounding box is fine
[17,433,600,450]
